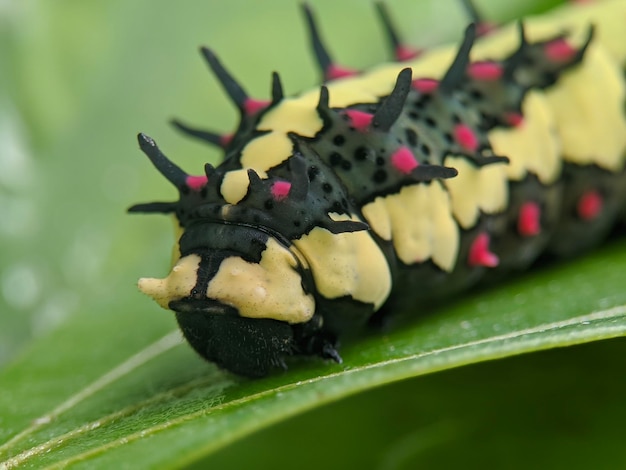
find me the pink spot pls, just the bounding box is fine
[467,61,503,81]
[186,175,208,191]
[544,39,577,63]
[220,133,233,147]
[343,110,374,131]
[468,232,499,268]
[395,45,421,62]
[391,146,418,174]
[503,112,524,127]
[325,64,358,81]
[518,201,541,237]
[577,190,603,220]
[411,78,439,94]
[243,98,270,115]
[454,124,479,152]
[271,181,292,201]
[476,21,498,37]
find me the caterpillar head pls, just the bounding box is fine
[129,134,359,376]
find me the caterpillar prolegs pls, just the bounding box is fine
[130,0,626,377]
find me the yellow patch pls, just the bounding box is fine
[444,157,509,229]
[488,91,561,184]
[361,197,392,241]
[206,238,315,324]
[220,169,251,205]
[294,215,391,309]
[240,131,295,170]
[139,254,201,310]
[362,182,458,272]
[543,45,626,171]
[258,94,322,134]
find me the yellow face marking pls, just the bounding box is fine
[138,254,201,310]
[488,91,561,184]
[362,182,459,272]
[206,238,315,324]
[444,156,509,229]
[294,214,391,309]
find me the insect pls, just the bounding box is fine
[130,0,626,377]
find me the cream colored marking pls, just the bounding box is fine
[488,91,561,184]
[220,169,251,205]
[294,214,391,309]
[444,157,509,229]
[363,182,459,272]
[361,197,392,241]
[544,45,626,171]
[206,238,315,324]
[139,254,201,309]
[240,131,295,170]
[257,94,322,134]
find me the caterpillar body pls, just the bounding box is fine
[130,0,626,377]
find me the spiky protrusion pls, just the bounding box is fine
[271,71,284,104]
[136,133,188,188]
[459,0,497,36]
[374,2,421,61]
[128,134,219,217]
[301,3,358,82]
[200,47,270,116]
[170,119,232,149]
[440,23,477,94]
[372,68,413,132]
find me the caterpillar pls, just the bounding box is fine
[129,0,626,377]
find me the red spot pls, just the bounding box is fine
[391,146,418,174]
[476,21,498,37]
[518,201,541,237]
[467,61,503,81]
[544,39,577,63]
[343,110,374,131]
[503,112,524,127]
[454,124,479,152]
[325,64,358,81]
[271,181,291,201]
[411,78,439,94]
[468,232,499,268]
[395,45,421,62]
[243,98,270,115]
[186,175,208,191]
[220,133,233,147]
[577,190,603,220]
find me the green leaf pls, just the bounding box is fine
[1,0,625,468]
